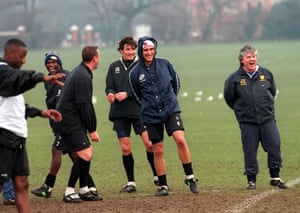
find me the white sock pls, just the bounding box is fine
[127,181,136,187]
[186,174,194,180]
[89,187,97,192]
[65,187,75,196]
[79,186,89,194]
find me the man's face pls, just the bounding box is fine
[7,47,27,69]
[142,46,155,65]
[120,44,136,61]
[46,59,60,75]
[241,52,257,72]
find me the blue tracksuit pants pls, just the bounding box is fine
[239,119,282,177]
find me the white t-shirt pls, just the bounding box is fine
[0,95,27,138]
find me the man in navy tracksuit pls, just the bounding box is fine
[224,44,288,190]
[129,36,198,196]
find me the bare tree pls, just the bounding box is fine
[87,0,174,43]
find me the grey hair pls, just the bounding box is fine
[238,44,258,62]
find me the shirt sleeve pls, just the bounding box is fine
[167,61,180,95]
[128,68,141,105]
[25,103,42,119]
[77,102,97,133]
[105,65,116,95]
[0,65,44,97]
[223,76,236,109]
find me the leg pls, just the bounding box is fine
[31,136,63,198]
[240,123,260,189]
[119,137,136,193]
[3,178,15,205]
[152,141,169,196]
[172,130,198,193]
[147,124,169,196]
[13,176,30,213]
[172,130,191,163]
[140,130,157,183]
[260,120,287,189]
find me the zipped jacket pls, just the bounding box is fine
[0,60,44,97]
[224,65,277,124]
[129,36,180,124]
[105,57,140,121]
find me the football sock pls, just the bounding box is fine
[123,153,134,182]
[45,174,56,188]
[146,151,157,176]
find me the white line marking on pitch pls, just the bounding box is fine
[225,178,300,213]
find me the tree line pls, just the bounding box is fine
[0,0,299,48]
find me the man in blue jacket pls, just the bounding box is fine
[129,36,198,196]
[224,44,288,190]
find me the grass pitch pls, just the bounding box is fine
[20,40,300,199]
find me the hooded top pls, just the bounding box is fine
[129,36,180,124]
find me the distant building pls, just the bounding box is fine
[189,0,285,42]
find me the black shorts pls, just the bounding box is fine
[52,134,67,153]
[113,118,146,136]
[146,112,184,144]
[61,133,91,153]
[0,142,29,182]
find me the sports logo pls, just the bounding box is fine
[240,78,247,86]
[114,66,120,74]
[139,74,146,82]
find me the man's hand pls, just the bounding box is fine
[41,109,62,122]
[115,92,128,102]
[107,93,115,103]
[44,73,66,86]
[89,131,100,142]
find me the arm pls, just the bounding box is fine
[0,65,65,97]
[223,77,236,109]
[167,61,180,95]
[77,102,99,142]
[105,65,116,103]
[25,104,62,122]
[128,68,141,105]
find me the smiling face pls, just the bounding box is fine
[241,52,257,72]
[238,45,258,72]
[46,59,60,75]
[142,46,155,66]
[120,44,136,61]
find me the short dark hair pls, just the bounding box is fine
[4,38,27,53]
[82,46,99,62]
[117,36,137,51]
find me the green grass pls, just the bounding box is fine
[20,40,300,199]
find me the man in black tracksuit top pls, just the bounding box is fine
[105,36,157,193]
[56,46,101,203]
[224,44,288,190]
[31,52,99,200]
